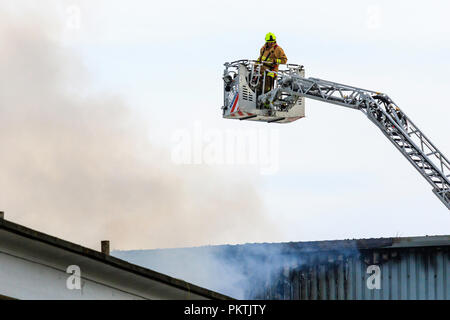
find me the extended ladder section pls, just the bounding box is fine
[261,74,450,209]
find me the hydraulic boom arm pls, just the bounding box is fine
[261,73,450,209]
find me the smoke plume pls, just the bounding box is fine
[0,7,276,250]
[113,241,360,299]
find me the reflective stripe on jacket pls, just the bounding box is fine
[257,43,288,75]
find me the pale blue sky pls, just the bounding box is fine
[4,0,449,246]
[65,0,450,241]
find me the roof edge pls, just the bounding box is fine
[0,218,233,300]
[119,235,450,253]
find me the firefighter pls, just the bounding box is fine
[256,32,288,93]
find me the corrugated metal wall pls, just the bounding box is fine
[251,246,449,300]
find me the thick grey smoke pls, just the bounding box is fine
[0,7,277,250]
[113,242,360,299]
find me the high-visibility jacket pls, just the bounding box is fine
[256,43,287,77]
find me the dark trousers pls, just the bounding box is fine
[261,75,274,93]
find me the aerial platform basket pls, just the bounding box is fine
[222,59,305,123]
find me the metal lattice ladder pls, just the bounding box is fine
[262,75,450,209]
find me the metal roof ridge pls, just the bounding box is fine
[121,235,450,252]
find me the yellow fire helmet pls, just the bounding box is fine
[265,32,276,42]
